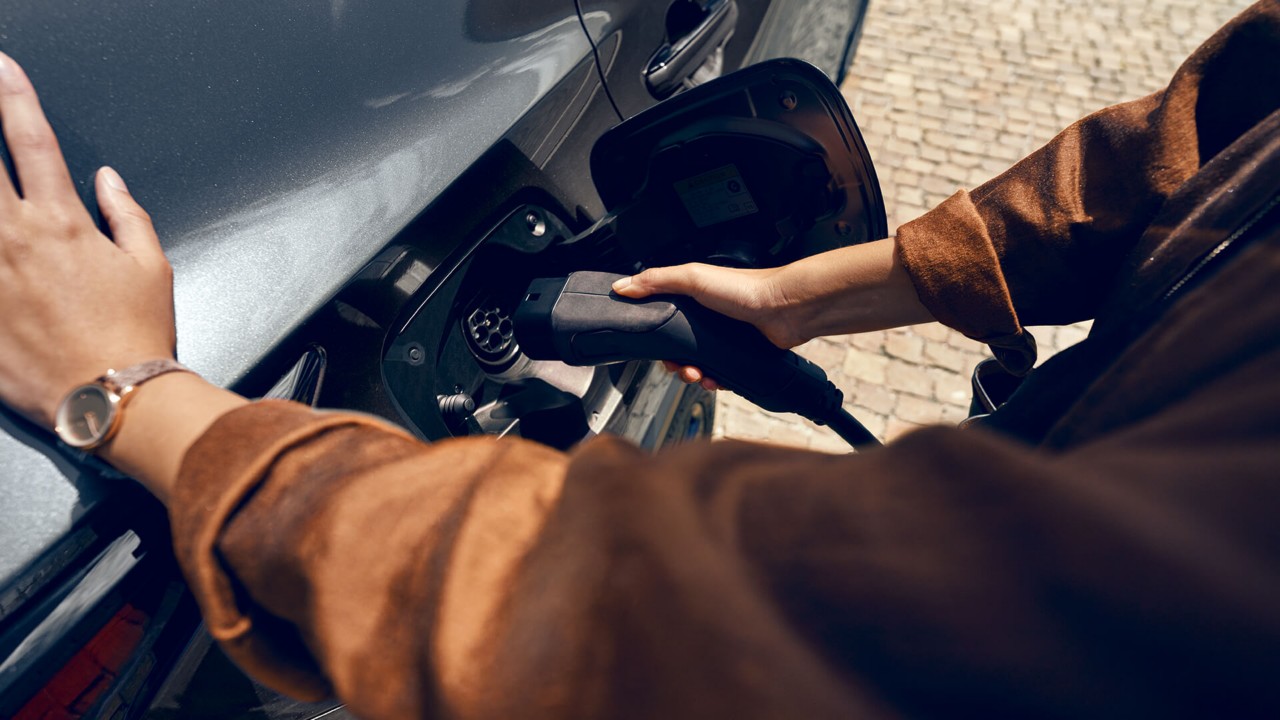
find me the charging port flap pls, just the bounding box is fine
[590,57,887,270]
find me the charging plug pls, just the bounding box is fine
[514,271,878,448]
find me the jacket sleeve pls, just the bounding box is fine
[894,0,1280,372]
[171,377,1280,719]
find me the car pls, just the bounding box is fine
[0,1,872,717]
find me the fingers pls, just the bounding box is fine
[678,365,704,384]
[0,59,17,204]
[96,167,164,264]
[661,361,721,391]
[612,263,706,299]
[0,52,77,204]
[680,365,721,391]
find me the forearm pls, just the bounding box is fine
[775,237,934,341]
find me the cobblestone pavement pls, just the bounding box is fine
[714,0,1253,451]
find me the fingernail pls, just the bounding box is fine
[100,166,128,192]
[611,276,632,292]
[0,55,16,85]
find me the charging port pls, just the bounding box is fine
[383,204,629,448]
[383,202,717,451]
[463,301,519,371]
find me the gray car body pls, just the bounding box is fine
[0,0,863,623]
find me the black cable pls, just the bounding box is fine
[822,407,881,450]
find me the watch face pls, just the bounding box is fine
[55,384,120,449]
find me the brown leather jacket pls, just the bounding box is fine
[172,3,1280,717]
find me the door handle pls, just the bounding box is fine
[645,0,738,99]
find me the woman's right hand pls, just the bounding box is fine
[610,239,936,390]
[611,263,803,390]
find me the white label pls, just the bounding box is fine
[673,164,759,228]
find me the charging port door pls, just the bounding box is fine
[589,57,887,271]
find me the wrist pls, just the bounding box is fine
[53,358,190,451]
[758,267,823,348]
[98,372,248,504]
[38,350,177,428]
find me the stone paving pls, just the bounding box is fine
[714,0,1253,450]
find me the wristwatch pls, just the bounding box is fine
[54,359,193,451]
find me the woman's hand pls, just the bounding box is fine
[612,263,797,389]
[612,240,936,389]
[0,52,176,428]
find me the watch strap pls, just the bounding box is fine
[100,358,192,396]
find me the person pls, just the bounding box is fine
[0,1,1277,717]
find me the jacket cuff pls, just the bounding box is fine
[896,190,1037,375]
[169,399,414,700]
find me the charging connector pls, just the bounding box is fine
[515,271,880,450]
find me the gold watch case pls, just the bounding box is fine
[54,382,125,450]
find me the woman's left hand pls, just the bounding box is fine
[0,52,177,428]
